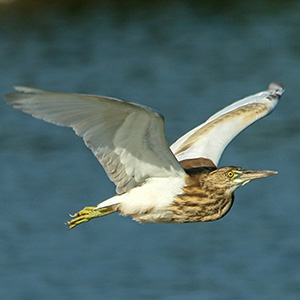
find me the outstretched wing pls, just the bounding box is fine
[170,83,284,166]
[5,86,185,194]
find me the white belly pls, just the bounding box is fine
[96,176,185,223]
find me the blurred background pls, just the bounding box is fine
[0,0,299,299]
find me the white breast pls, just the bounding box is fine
[119,176,185,215]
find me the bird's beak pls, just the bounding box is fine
[239,169,278,186]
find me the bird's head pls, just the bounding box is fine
[206,166,277,193]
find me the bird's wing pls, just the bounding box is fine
[170,83,284,166]
[5,86,185,194]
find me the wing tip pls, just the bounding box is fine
[5,85,50,105]
[9,85,49,94]
[268,82,285,97]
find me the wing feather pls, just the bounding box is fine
[5,86,185,194]
[170,83,284,166]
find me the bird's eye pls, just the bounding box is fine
[227,171,235,178]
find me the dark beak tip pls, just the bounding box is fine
[266,170,278,177]
[261,170,278,179]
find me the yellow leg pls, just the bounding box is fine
[67,206,115,230]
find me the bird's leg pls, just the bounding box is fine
[67,206,113,230]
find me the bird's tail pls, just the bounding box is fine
[67,205,118,230]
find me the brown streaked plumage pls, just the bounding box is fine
[4,83,284,229]
[169,162,275,223]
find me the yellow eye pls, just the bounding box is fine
[227,171,235,178]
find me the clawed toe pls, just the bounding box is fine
[67,206,98,230]
[66,206,116,230]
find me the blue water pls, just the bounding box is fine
[0,1,299,299]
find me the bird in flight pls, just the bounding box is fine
[5,83,284,229]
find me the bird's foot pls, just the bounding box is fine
[67,206,106,230]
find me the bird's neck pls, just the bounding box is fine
[169,173,234,223]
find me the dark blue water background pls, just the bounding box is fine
[0,1,299,299]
